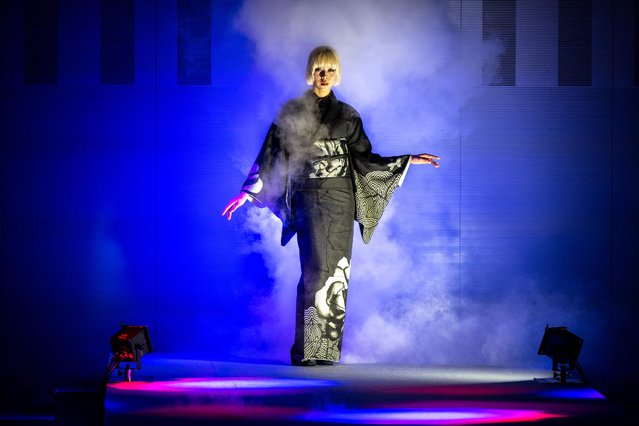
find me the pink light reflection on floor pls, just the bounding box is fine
[109,376,335,391]
[297,407,566,425]
[105,375,603,424]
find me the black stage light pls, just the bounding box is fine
[538,325,585,383]
[110,324,152,362]
[107,324,152,382]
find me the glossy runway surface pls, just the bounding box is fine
[104,355,634,425]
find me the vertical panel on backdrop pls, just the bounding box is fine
[100,0,135,85]
[177,0,211,85]
[23,0,58,84]
[482,0,516,86]
[515,1,558,87]
[558,0,592,86]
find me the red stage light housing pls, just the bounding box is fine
[110,324,152,362]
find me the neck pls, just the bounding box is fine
[313,87,331,98]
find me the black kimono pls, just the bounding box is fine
[241,90,410,363]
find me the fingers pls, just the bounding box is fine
[426,158,439,168]
[410,153,440,167]
[419,153,440,160]
[223,206,235,221]
[222,193,249,220]
[221,201,238,220]
[414,153,440,168]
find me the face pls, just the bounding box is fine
[312,65,337,97]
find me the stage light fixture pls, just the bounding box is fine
[537,325,585,383]
[107,324,152,382]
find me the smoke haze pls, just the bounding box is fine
[229,0,589,367]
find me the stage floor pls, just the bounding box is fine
[104,355,633,425]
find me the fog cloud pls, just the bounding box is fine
[230,0,584,368]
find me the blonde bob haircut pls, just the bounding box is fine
[305,46,341,86]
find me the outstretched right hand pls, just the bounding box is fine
[222,192,251,220]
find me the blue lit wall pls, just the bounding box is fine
[1,0,638,413]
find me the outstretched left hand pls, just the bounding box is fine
[410,153,440,168]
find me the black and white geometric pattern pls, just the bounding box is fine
[353,169,404,243]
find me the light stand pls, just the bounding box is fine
[106,324,152,382]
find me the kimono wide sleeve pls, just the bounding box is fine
[347,116,411,244]
[240,123,293,244]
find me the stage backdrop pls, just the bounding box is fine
[1,0,638,414]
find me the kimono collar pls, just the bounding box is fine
[311,90,336,115]
[307,90,336,103]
